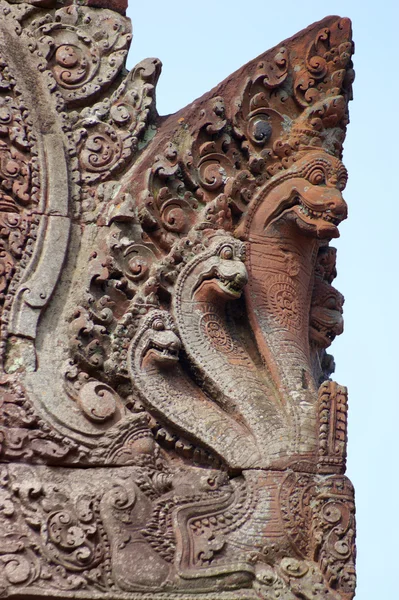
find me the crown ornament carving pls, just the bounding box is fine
[0,3,356,599]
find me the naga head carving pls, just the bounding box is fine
[132,310,181,370]
[310,246,344,348]
[181,236,248,303]
[286,151,348,239]
[242,150,348,241]
[310,278,344,347]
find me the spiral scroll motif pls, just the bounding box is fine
[199,312,236,354]
[122,244,157,283]
[53,44,91,87]
[160,199,195,234]
[79,124,121,175]
[45,504,103,571]
[267,275,302,331]
[34,7,132,106]
[77,381,120,422]
[293,19,353,107]
[198,153,231,192]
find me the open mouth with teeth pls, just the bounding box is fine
[144,340,179,364]
[310,322,337,347]
[297,201,342,226]
[194,267,247,300]
[291,198,344,238]
[267,192,345,240]
[218,275,246,298]
[310,308,343,347]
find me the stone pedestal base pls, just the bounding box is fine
[0,465,355,600]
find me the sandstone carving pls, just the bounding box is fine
[0,1,356,598]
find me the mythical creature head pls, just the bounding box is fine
[310,247,344,348]
[178,235,248,304]
[283,151,348,239]
[310,278,344,347]
[130,310,181,370]
[239,150,348,241]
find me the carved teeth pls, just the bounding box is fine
[148,341,179,358]
[299,201,341,225]
[311,322,336,343]
[220,276,244,293]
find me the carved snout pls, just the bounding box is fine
[140,329,182,368]
[155,330,182,351]
[311,306,344,332]
[168,338,181,353]
[234,272,248,287]
[219,261,248,284]
[302,185,348,222]
[321,189,348,221]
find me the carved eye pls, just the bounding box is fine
[220,246,233,260]
[207,477,217,488]
[308,168,326,186]
[336,177,347,191]
[325,296,338,310]
[152,318,165,331]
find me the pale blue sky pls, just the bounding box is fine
[126,2,399,597]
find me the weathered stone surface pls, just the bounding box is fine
[0,1,356,597]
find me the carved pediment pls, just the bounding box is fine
[0,2,356,598]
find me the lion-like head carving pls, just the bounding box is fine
[240,150,348,242]
[310,278,344,347]
[188,236,248,303]
[132,310,181,369]
[287,151,348,239]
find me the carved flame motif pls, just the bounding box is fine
[0,3,356,599]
